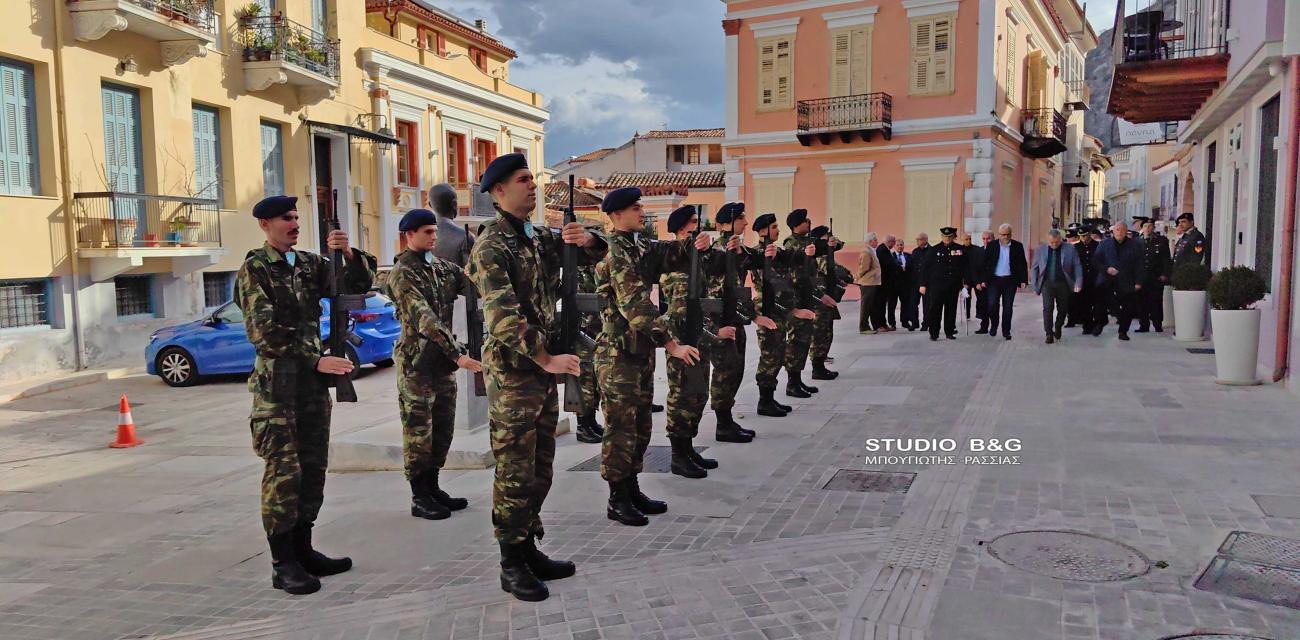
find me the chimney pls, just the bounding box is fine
[475,19,487,31]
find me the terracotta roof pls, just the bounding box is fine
[366,0,517,59]
[639,186,690,197]
[570,148,614,163]
[599,171,725,189]
[638,128,725,139]
[543,182,604,208]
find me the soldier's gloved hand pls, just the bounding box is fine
[539,352,582,376]
[755,315,778,330]
[666,341,701,365]
[694,233,713,251]
[804,245,816,256]
[727,235,742,252]
[819,295,837,308]
[561,222,591,246]
[317,355,354,375]
[326,229,352,259]
[764,243,778,258]
[793,308,815,320]
[456,354,483,373]
[716,326,737,340]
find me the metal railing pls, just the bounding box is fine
[797,93,892,135]
[1063,79,1087,98]
[73,192,221,249]
[1020,108,1066,143]
[239,15,340,81]
[1116,0,1229,64]
[74,0,216,33]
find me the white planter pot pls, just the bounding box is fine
[1162,285,1174,330]
[1172,290,1206,342]
[1211,308,1261,385]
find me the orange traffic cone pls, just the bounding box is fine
[109,394,143,448]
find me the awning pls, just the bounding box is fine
[306,120,400,146]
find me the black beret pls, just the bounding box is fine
[786,208,809,228]
[666,205,697,233]
[809,225,829,239]
[478,153,529,193]
[752,213,777,231]
[253,195,297,219]
[1176,212,1194,223]
[939,226,957,237]
[399,208,438,232]
[601,187,642,213]
[716,202,745,224]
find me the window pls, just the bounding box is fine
[1004,22,1017,104]
[0,279,48,329]
[260,120,284,198]
[757,36,794,110]
[203,271,233,308]
[192,105,222,206]
[671,145,685,164]
[395,120,419,187]
[114,275,153,317]
[1,58,39,195]
[708,144,722,164]
[688,145,701,165]
[830,26,871,97]
[446,131,466,185]
[909,14,954,96]
[469,47,488,73]
[473,138,496,183]
[826,173,870,247]
[904,169,952,243]
[311,0,327,36]
[753,178,793,217]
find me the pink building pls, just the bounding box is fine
[721,0,1098,260]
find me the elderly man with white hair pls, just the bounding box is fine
[976,223,1028,340]
[856,232,882,334]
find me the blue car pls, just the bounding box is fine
[146,292,400,387]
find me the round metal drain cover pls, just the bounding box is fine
[987,530,1149,582]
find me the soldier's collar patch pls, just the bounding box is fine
[424,250,434,264]
[285,251,297,267]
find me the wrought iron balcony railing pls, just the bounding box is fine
[1020,108,1066,143]
[74,192,221,249]
[239,15,340,81]
[797,93,892,144]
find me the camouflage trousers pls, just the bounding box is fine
[486,351,557,545]
[248,364,331,536]
[784,315,814,376]
[666,348,711,439]
[709,330,746,412]
[755,318,788,390]
[577,332,601,415]
[597,348,655,482]
[810,308,835,362]
[396,357,457,481]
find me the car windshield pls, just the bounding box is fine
[215,302,244,324]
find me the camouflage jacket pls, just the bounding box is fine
[659,238,727,342]
[596,231,692,354]
[235,242,376,389]
[783,232,823,293]
[384,248,467,373]
[749,237,802,319]
[577,263,601,338]
[467,207,607,372]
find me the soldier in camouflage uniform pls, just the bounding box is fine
[235,195,375,595]
[595,189,710,526]
[467,154,606,602]
[384,209,484,521]
[808,225,843,381]
[574,259,604,443]
[782,209,837,398]
[750,213,815,417]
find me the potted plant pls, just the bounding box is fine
[1207,266,1268,385]
[112,216,139,246]
[169,217,202,246]
[1170,262,1211,342]
[144,232,160,247]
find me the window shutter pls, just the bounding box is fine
[260,122,283,198]
[192,105,221,205]
[436,33,446,56]
[774,39,793,108]
[1005,23,1017,103]
[826,173,869,245]
[830,31,851,98]
[905,169,952,242]
[0,59,38,195]
[1027,51,1046,110]
[754,178,792,216]
[758,39,776,106]
[932,18,951,93]
[910,19,933,94]
[849,27,870,95]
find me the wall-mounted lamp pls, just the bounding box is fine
[117,55,137,74]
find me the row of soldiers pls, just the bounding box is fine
[233,153,852,602]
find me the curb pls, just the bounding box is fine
[0,367,143,405]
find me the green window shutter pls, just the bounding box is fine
[192,105,222,206]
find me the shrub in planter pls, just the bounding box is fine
[1207,265,1268,310]
[1171,262,1211,291]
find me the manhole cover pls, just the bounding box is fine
[567,445,707,473]
[822,470,914,493]
[986,530,1150,581]
[1187,347,1215,354]
[1217,531,1300,567]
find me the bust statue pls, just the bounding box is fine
[430,183,472,265]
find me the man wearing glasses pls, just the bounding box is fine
[976,224,1028,340]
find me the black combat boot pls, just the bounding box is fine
[293,523,352,577]
[426,469,468,511]
[792,372,819,394]
[669,437,707,479]
[268,532,321,595]
[410,474,450,520]
[607,480,649,526]
[575,412,603,443]
[811,359,839,380]
[756,388,789,418]
[628,475,668,514]
[687,444,718,470]
[499,541,549,601]
[715,409,756,438]
[784,377,812,398]
[524,533,576,581]
[773,397,794,412]
[651,403,664,413]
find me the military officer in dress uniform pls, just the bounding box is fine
[236,195,376,595]
[1065,223,1083,328]
[1134,216,1171,332]
[919,227,968,341]
[1171,212,1208,268]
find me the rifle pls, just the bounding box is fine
[683,211,722,385]
[799,234,826,312]
[558,175,599,413]
[462,223,486,396]
[325,188,366,402]
[823,219,847,302]
[761,239,793,317]
[720,232,754,328]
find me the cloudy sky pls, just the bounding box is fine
[433,0,1119,167]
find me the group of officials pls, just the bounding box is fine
[233,153,858,602]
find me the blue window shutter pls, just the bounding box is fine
[260,121,284,198]
[102,84,144,243]
[192,105,221,206]
[0,59,39,196]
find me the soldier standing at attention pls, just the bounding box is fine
[573,257,604,444]
[467,153,607,602]
[597,189,711,525]
[1171,212,1208,268]
[236,195,375,595]
[751,213,815,416]
[807,225,842,381]
[919,227,968,341]
[385,209,483,521]
[782,209,835,397]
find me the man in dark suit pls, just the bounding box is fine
[890,239,908,329]
[875,234,901,331]
[977,223,1028,340]
[966,231,991,333]
[1031,229,1083,343]
[1134,216,1171,332]
[908,234,933,331]
[1093,221,1146,340]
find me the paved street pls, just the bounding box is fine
[1,297,1299,640]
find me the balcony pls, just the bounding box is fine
[1018,108,1067,159]
[67,0,216,66]
[1106,0,1229,123]
[73,192,225,281]
[1063,157,1091,188]
[239,15,340,102]
[796,93,892,146]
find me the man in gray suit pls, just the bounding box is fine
[430,183,473,265]
[1031,229,1083,344]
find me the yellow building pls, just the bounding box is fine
[0,0,546,383]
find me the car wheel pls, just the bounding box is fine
[374,358,395,369]
[157,347,200,387]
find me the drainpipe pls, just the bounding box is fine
[1275,55,1300,383]
[52,0,86,371]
